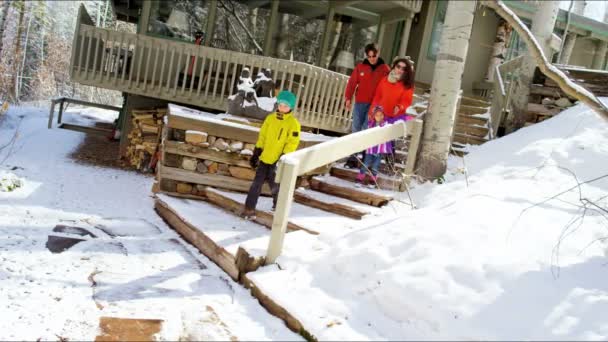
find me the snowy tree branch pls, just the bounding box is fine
[482,0,608,122]
[218,0,263,54]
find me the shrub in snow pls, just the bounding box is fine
[0,173,23,192]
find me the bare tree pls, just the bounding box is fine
[0,0,11,57]
[10,0,25,102]
[417,0,476,179]
[482,0,608,122]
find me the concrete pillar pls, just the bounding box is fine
[316,4,336,66]
[263,0,280,56]
[398,13,414,57]
[592,40,608,70]
[204,0,218,46]
[558,32,577,65]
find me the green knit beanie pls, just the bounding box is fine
[276,90,296,110]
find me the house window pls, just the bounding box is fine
[147,0,209,43]
[426,0,448,61]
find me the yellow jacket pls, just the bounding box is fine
[256,112,301,165]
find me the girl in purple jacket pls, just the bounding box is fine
[355,105,413,188]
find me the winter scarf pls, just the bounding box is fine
[387,69,400,84]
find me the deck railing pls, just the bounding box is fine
[70,6,353,133]
[489,55,523,136]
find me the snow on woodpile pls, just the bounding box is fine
[247,100,608,340]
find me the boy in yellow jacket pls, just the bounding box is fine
[242,90,301,219]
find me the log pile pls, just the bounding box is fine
[526,66,608,126]
[126,108,167,171]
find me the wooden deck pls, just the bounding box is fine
[70,6,353,134]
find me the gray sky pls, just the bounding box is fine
[559,0,607,22]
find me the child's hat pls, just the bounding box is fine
[277,90,296,110]
[372,104,384,113]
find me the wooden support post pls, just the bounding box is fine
[263,0,280,56]
[48,99,57,129]
[204,0,218,47]
[138,0,152,34]
[376,16,386,49]
[265,162,298,264]
[57,100,65,125]
[316,4,336,67]
[398,13,414,57]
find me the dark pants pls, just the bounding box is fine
[360,153,382,176]
[245,161,279,210]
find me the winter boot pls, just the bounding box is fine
[344,155,359,169]
[354,173,365,188]
[367,175,379,189]
[241,207,256,220]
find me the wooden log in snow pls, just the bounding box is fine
[329,167,402,192]
[309,178,392,207]
[154,197,240,280]
[202,187,318,235]
[293,190,369,220]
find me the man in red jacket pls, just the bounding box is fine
[343,43,390,168]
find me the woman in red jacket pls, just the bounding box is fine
[368,57,415,172]
[369,57,415,124]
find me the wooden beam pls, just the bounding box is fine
[329,167,403,192]
[164,140,252,168]
[309,177,391,207]
[202,187,319,235]
[154,197,240,280]
[159,164,272,195]
[293,190,369,219]
[58,123,113,136]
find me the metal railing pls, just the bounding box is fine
[70,6,353,134]
[265,118,424,263]
[489,55,523,136]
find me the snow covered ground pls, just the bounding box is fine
[3,99,608,341]
[0,104,299,340]
[246,101,608,340]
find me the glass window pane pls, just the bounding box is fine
[426,0,448,61]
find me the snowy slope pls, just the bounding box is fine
[0,105,300,341]
[248,101,608,340]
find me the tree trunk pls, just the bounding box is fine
[485,19,512,81]
[248,7,258,54]
[506,0,559,133]
[417,0,476,180]
[18,9,33,100]
[0,0,11,57]
[329,20,352,70]
[324,16,342,68]
[10,0,26,102]
[483,0,608,122]
[274,13,289,59]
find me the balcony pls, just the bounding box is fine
[70,6,354,134]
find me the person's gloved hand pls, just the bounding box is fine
[250,147,262,168]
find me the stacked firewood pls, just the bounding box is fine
[126,108,167,171]
[159,127,262,197]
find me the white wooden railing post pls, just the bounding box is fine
[265,161,300,263]
[265,120,417,264]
